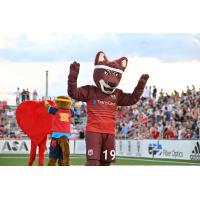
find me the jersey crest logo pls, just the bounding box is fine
[88,149,94,156]
[59,113,69,122]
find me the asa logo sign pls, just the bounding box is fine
[1,141,29,152]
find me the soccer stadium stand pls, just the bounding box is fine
[115,86,200,140]
[0,85,199,141]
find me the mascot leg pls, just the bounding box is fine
[48,138,59,166]
[85,160,100,166]
[28,141,37,166]
[57,158,62,166]
[85,132,102,166]
[38,137,47,166]
[58,136,70,166]
[99,134,115,166]
[48,158,57,166]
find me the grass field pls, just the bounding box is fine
[0,154,200,166]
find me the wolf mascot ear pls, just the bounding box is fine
[95,51,108,64]
[94,51,128,73]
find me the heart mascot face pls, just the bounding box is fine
[16,100,55,145]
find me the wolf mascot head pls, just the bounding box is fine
[93,51,128,94]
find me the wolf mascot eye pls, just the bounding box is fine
[68,51,149,166]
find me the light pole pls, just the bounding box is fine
[45,70,48,100]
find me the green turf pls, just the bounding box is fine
[0,154,199,166]
[0,154,86,166]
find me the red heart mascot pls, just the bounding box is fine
[16,100,55,166]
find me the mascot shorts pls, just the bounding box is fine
[49,136,69,159]
[85,132,116,163]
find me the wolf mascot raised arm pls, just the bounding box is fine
[68,51,149,166]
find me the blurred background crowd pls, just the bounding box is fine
[0,85,199,140]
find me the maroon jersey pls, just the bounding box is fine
[86,91,117,134]
[68,85,144,134]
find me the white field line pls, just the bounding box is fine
[0,156,199,165]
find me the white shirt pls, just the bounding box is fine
[143,87,149,98]
[16,90,20,98]
[7,110,14,117]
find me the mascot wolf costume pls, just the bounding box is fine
[68,51,149,166]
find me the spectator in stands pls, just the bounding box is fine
[191,85,196,97]
[167,127,175,139]
[6,108,14,119]
[191,129,198,139]
[159,89,164,97]
[142,86,149,101]
[0,132,3,139]
[4,121,11,135]
[32,89,38,100]
[164,106,171,121]
[121,122,129,138]
[21,89,26,102]
[150,123,160,139]
[0,110,2,127]
[15,130,22,140]
[149,86,152,99]
[0,125,4,138]
[186,86,192,96]
[16,87,21,106]
[26,88,30,100]
[152,86,157,99]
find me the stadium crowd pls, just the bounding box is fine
[0,85,200,140]
[0,102,22,139]
[0,87,40,139]
[115,85,200,140]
